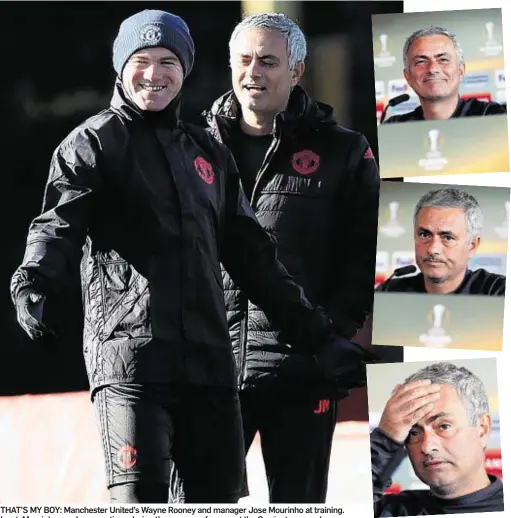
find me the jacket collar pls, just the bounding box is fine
[206,84,336,137]
[110,78,181,129]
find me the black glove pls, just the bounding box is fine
[14,287,56,340]
[315,334,378,382]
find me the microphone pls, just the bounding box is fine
[380,94,410,123]
[378,264,417,292]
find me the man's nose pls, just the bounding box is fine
[246,59,262,78]
[427,236,442,256]
[144,63,163,81]
[421,430,440,455]
[426,60,441,74]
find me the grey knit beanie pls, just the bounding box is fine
[113,9,195,78]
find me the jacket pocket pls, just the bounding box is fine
[99,261,151,341]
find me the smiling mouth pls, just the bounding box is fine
[140,85,167,92]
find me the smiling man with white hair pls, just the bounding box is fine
[203,11,400,503]
[383,26,505,123]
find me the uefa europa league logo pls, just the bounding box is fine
[419,304,452,348]
[380,33,389,55]
[380,201,405,238]
[375,32,396,67]
[389,201,399,220]
[495,200,509,239]
[481,20,502,55]
[428,129,440,154]
[419,127,448,171]
[485,22,496,44]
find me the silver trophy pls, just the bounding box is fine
[380,201,405,238]
[481,21,502,55]
[374,32,396,67]
[419,304,452,348]
[485,22,496,45]
[418,128,448,171]
[495,201,509,239]
[380,33,389,56]
[427,129,441,157]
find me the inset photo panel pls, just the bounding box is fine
[372,8,508,178]
[368,358,503,516]
[373,181,508,350]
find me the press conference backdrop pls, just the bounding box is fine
[367,359,502,493]
[376,181,510,284]
[372,8,509,178]
[373,181,508,351]
[373,292,504,350]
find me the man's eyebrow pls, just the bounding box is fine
[417,226,456,236]
[414,52,450,61]
[411,412,453,428]
[238,53,279,60]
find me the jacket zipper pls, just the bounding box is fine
[237,305,248,390]
[237,122,282,389]
[250,117,282,207]
[213,112,281,390]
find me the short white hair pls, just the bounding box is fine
[403,26,464,70]
[229,12,307,69]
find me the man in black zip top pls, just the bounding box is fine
[205,12,401,503]
[10,9,372,504]
[383,26,505,124]
[377,187,506,295]
[372,362,503,516]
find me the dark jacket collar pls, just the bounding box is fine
[110,79,181,129]
[206,84,337,136]
[411,96,465,121]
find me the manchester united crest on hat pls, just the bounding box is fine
[139,23,162,44]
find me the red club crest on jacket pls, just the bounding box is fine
[117,445,137,470]
[194,156,214,184]
[291,150,320,175]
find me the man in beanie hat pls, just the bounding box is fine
[204,12,402,503]
[11,9,373,504]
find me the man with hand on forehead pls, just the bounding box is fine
[371,362,503,516]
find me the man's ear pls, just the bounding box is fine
[468,236,481,258]
[459,60,466,78]
[291,61,305,88]
[479,412,492,450]
[404,67,411,86]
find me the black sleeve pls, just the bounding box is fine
[491,276,506,295]
[380,116,397,124]
[220,151,334,352]
[371,427,407,499]
[375,279,390,292]
[483,102,506,115]
[10,131,102,302]
[325,134,380,339]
